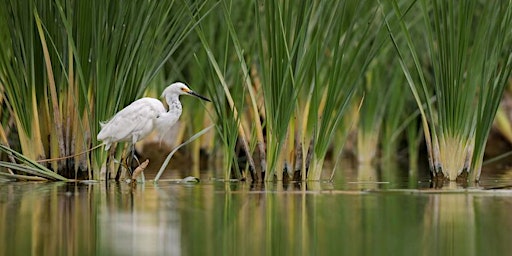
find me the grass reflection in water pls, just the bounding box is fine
[1,181,512,255]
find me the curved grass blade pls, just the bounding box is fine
[0,144,68,181]
[0,171,48,181]
[154,125,214,182]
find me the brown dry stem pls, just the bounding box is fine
[131,159,150,181]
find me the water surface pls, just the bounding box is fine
[1,176,512,255]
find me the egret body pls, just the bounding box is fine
[97,82,210,171]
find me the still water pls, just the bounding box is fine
[1,177,512,256]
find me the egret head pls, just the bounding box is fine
[161,82,211,104]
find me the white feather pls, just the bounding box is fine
[97,82,210,151]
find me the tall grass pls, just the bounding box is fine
[255,0,315,181]
[2,0,511,183]
[192,0,256,180]
[260,1,386,181]
[0,0,205,179]
[387,0,512,180]
[193,0,383,181]
[357,49,405,165]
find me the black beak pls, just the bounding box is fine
[188,90,211,102]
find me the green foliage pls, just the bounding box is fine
[0,0,203,178]
[1,0,511,183]
[387,0,512,180]
[0,144,68,181]
[194,0,384,181]
[192,0,254,180]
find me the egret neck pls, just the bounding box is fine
[165,94,183,114]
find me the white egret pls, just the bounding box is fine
[97,82,210,174]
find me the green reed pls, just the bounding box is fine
[0,0,203,179]
[387,0,512,180]
[298,1,382,181]
[193,0,382,181]
[3,0,511,183]
[357,49,404,165]
[191,0,253,180]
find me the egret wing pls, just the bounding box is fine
[97,98,165,143]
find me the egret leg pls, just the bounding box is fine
[105,153,109,182]
[105,143,116,182]
[114,158,122,181]
[132,147,141,166]
[115,143,129,180]
[125,144,133,176]
[126,143,141,176]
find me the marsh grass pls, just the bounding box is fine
[0,144,68,181]
[192,0,386,181]
[357,53,405,165]
[387,0,512,180]
[0,0,206,179]
[262,1,386,181]
[1,0,511,183]
[192,0,262,180]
